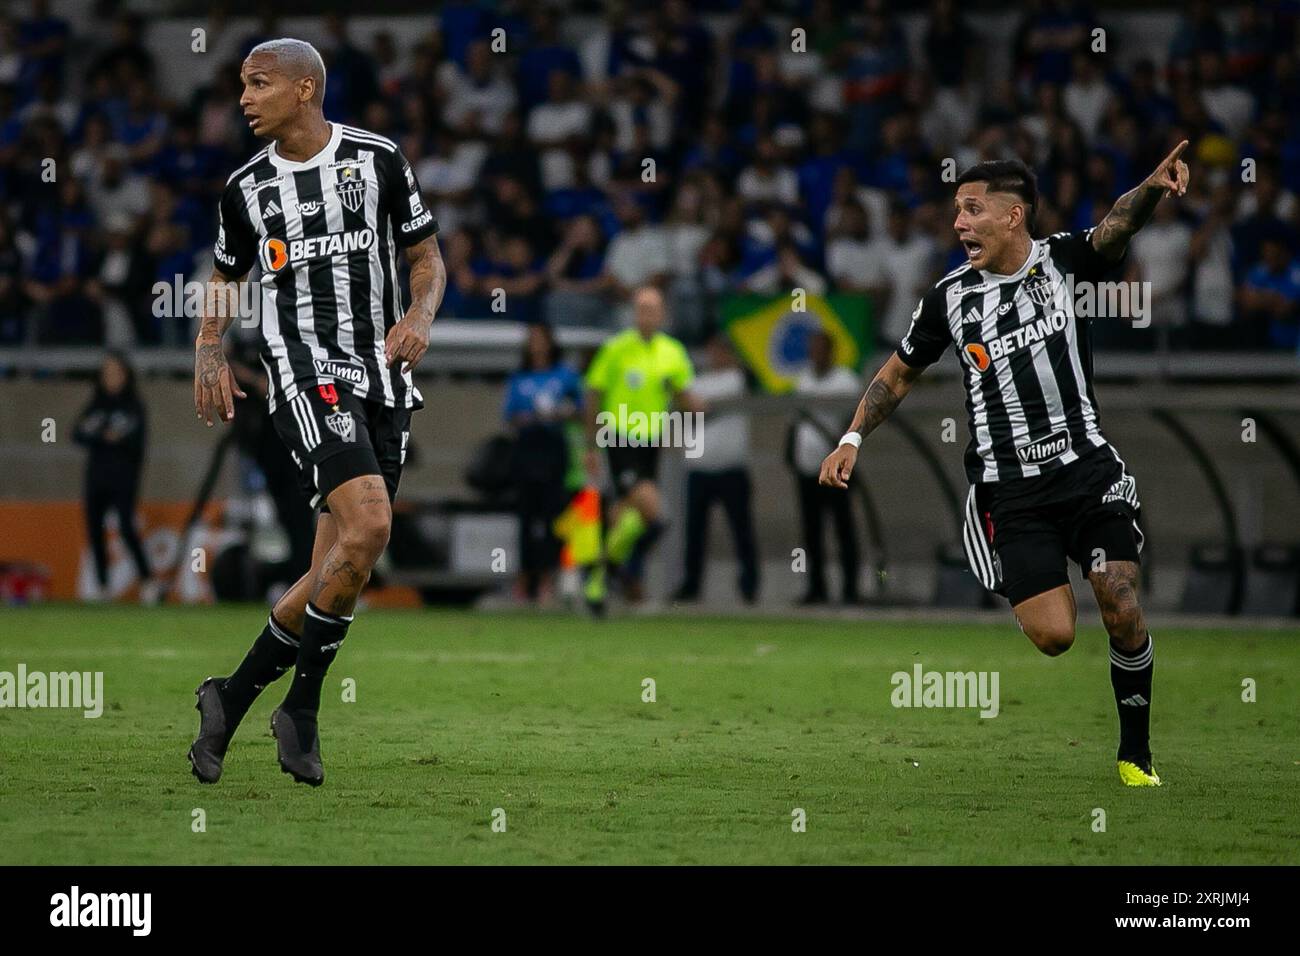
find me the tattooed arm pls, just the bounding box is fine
[1091,139,1190,261]
[194,266,248,427]
[385,234,447,374]
[819,353,926,489]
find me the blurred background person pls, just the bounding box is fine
[545,213,610,328]
[504,323,583,604]
[227,324,316,590]
[72,350,158,602]
[1238,225,1300,351]
[673,333,759,605]
[583,285,697,609]
[789,330,862,606]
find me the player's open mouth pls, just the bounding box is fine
[246,115,260,128]
[962,239,983,260]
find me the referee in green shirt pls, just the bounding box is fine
[583,286,698,608]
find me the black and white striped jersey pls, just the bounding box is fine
[213,122,439,413]
[897,230,1123,483]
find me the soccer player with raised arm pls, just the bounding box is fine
[188,39,445,786]
[820,144,1189,787]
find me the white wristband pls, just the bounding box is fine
[838,432,862,449]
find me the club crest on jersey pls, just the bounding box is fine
[337,166,367,212]
[963,343,991,372]
[1021,267,1056,307]
[325,409,356,442]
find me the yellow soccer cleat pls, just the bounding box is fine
[1118,759,1162,787]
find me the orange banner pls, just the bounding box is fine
[0,500,225,603]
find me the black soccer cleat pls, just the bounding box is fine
[270,707,324,787]
[188,677,233,784]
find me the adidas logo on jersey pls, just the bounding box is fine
[1119,694,1149,707]
[962,306,982,325]
[264,200,282,217]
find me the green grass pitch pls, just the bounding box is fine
[0,605,1295,865]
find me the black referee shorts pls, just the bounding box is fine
[270,383,411,513]
[963,444,1144,607]
[604,443,660,498]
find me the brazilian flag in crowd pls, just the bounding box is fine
[722,294,873,393]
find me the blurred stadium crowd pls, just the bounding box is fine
[0,0,1298,351]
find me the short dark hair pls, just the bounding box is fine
[956,159,1038,224]
[519,322,560,372]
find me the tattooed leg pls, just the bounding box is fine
[271,513,338,634]
[1088,560,1147,652]
[273,475,393,741]
[308,476,391,618]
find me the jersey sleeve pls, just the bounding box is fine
[584,342,612,393]
[668,341,695,392]
[1049,229,1126,284]
[213,181,257,277]
[384,146,438,248]
[895,286,952,368]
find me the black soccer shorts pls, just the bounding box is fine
[604,443,660,498]
[270,382,411,513]
[963,444,1143,607]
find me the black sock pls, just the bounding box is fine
[280,602,351,715]
[220,614,300,726]
[1110,631,1154,763]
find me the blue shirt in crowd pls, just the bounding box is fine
[1244,261,1300,350]
[503,364,583,424]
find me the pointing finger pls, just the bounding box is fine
[1162,139,1189,167]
